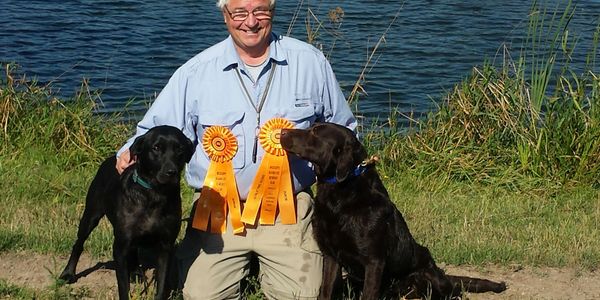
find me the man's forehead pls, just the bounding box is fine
[227,0,271,9]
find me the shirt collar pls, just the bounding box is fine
[221,33,286,71]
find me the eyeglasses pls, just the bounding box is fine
[224,5,273,22]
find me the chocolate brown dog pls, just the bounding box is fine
[280,123,506,300]
[59,125,194,300]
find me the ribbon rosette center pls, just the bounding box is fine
[202,127,237,163]
[211,137,225,151]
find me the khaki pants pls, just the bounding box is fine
[176,191,323,300]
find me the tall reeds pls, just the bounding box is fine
[369,0,600,189]
[0,63,130,166]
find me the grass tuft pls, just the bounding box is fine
[1,1,599,298]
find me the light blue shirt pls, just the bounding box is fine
[118,33,357,200]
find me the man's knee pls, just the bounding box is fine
[257,250,323,300]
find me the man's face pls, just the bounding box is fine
[223,0,273,57]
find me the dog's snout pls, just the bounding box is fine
[280,130,293,149]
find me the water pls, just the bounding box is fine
[1,0,599,124]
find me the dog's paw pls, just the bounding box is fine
[493,281,508,293]
[58,271,77,284]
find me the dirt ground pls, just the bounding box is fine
[1,251,599,299]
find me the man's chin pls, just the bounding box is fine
[238,40,267,51]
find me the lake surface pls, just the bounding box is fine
[1,0,599,124]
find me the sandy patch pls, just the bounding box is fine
[1,251,599,299]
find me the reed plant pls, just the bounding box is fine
[1,1,600,298]
[365,0,600,190]
[357,0,600,279]
[0,63,133,255]
[0,63,131,163]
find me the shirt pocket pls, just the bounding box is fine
[277,106,317,129]
[293,93,313,108]
[197,110,246,169]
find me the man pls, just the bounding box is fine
[116,0,356,298]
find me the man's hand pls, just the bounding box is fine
[116,149,135,174]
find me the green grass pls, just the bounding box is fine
[1,1,599,298]
[0,279,35,299]
[356,0,600,274]
[1,64,598,297]
[0,277,101,300]
[384,176,600,270]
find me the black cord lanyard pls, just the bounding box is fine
[234,60,277,163]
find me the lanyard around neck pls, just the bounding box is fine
[233,60,277,163]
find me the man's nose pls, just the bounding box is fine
[243,13,259,27]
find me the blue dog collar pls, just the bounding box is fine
[321,156,380,184]
[133,169,153,189]
[322,164,370,184]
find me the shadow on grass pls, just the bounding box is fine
[62,260,116,284]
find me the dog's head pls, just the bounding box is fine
[129,125,195,186]
[280,123,367,182]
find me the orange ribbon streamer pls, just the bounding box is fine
[192,126,244,234]
[241,118,296,225]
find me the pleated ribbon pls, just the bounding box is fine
[192,126,244,234]
[241,118,296,225]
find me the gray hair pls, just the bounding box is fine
[216,0,275,9]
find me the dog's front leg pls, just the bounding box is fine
[360,260,385,300]
[113,240,131,300]
[318,254,341,300]
[153,246,171,300]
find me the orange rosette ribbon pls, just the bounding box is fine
[192,126,244,234]
[241,118,296,225]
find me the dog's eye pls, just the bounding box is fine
[152,145,161,151]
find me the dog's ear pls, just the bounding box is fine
[335,145,355,182]
[335,133,368,182]
[183,137,195,163]
[129,134,146,161]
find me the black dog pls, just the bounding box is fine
[59,125,194,300]
[280,123,507,300]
